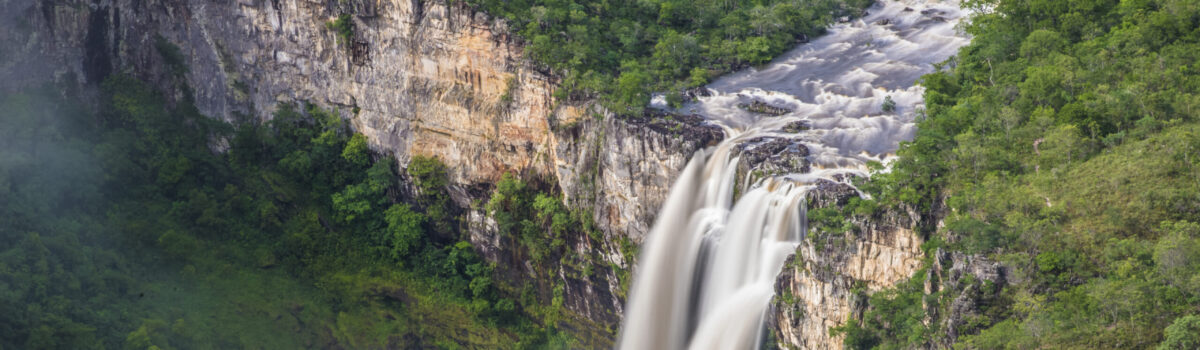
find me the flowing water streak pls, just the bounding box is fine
[619,1,970,349]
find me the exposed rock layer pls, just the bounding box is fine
[1,0,716,340]
[769,181,925,349]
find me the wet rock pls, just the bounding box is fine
[808,179,859,208]
[781,120,811,133]
[635,111,724,146]
[796,33,809,43]
[903,7,915,12]
[737,100,792,116]
[921,8,944,16]
[733,137,810,185]
[680,86,713,103]
[876,18,893,26]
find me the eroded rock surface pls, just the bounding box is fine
[1,0,716,340]
[769,181,925,349]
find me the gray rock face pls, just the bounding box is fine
[925,249,1007,348]
[555,110,723,246]
[766,180,1007,349]
[2,0,713,337]
[734,136,811,187]
[768,181,925,350]
[2,1,968,348]
[737,99,793,116]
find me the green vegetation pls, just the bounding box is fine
[1159,315,1200,350]
[842,0,1200,348]
[880,95,895,113]
[486,173,604,271]
[0,77,575,348]
[482,173,617,347]
[154,35,188,77]
[462,0,873,113]
[325,14,355,45]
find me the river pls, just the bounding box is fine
[620,1,971,349]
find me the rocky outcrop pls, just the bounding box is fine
[734,137,811,187]
[767,180,1007,349]
[924,249,1007,348]
[2,0,714,339]
[555,110,723,245]
[461,109,722,331]
[4,0,579,188]
[782,120,812,133]
[737,99,793,116]
[769,181,925,349]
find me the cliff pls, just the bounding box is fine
[2,1,986,348]
[766,181,1007,349]
[766,181,925,349]
[1,0,719,341]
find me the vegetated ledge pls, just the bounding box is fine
[764,180,1007,349]
[768,180,926,349]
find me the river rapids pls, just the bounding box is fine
[619,1,971,349]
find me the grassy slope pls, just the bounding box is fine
[837,0,1200,348]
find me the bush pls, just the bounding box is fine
[881,95,896,113]
[326,14,354,44]
[1159,315,1200,350]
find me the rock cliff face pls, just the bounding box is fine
[11,0,557,186]
[923,248,1008,348]
[2,0,718,339]
[768,181,926,349]
[766,182,1007,349]
[3,1,981,348]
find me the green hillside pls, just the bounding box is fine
[840,0,1200,348]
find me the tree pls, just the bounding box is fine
[737,36,773,65]
[1158,315,1200,350]
[613,61,651,113]
[1154,221,1200,294]
[341,134,370,167]
[407,156,453,234]
[652,30,699,77]
[384,204,426,260]
[533,194,570,240]
[688,67,709,87]
[1020,29,1067,59]
[881,96,896,113]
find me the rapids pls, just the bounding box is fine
[618,1,970,349]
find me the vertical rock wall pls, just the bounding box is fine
[769,182,926,349]
[0,0,717,338]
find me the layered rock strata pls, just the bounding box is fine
[769,181,925,349]
[1,0,719,339]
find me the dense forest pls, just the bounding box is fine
[835,0,1200,348]
[0,75,604,348]
[6,0,1200,348]
[2,0,879,348]
[461,0,873,112]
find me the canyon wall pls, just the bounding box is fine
[0,1,982,348]
[0,0,721,341]
[768,181,926,349]
[767,182,1006,349]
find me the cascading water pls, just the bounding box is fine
[619,1,970,349]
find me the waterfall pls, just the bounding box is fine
[618,1,970,349]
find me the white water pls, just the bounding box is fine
[618,1,970,349]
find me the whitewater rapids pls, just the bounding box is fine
[618,1,970,349]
